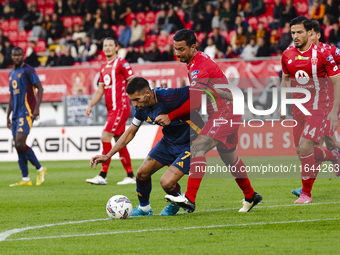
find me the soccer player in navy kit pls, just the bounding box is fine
[7,47,47,187]
[90,77,203,216]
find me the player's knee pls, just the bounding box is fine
[15,142,26,153]
[298,145,311,156]
[136,168,150,181]
[160,177,175,192]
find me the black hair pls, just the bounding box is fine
[173,29,196,47]
[104,37,118,47]
[126,77,151,95]
[310,19,321,34]
[290,16,313,31]
[11,47,24,55]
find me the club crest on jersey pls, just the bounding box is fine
[327,55,334,61]
[295,55,309,60]
[17,73,21,78]
[103,74,111,85]
[295,70,309,85]
[311,58,318,65]
[123,63,130,68]
[190,70,200,79]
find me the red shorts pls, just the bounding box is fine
[293,111,327,147]
[104,109,130,136]
[200,109,241,151]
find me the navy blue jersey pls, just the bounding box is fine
[132,87,203,145]
[9,64,40,119]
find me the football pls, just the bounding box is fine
[106,195,133,219]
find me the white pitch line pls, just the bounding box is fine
[5,217,340,242]
[1,201,340,242]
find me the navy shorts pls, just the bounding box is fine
[148,138,191,174]
[11,116,33,136]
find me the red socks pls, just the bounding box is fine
[101,142,112,173]
[119,146,133,174]
[231,157,255,200]
[313,146,335,162]
[185,157,206,203]
[300,152,319,196]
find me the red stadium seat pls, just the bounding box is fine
[220,30,229,42]
[45,6,54,15]
[46,0,56,6]
[227,30,236,44]
[37,0,45,8]
[168,33,175,45]
[9,31,19,43]
[296,1,309,15]
[248,17,258,30]
[145,23,155,34]
[197,32,206,43]
[111,25,118,37]
[144,34,157,48]
[157,34,168,47]
[63,17,73,28]
[176,9,185,23]
[136,12,146,25]
[145,12,156,24]
[18,30,27,41]
[27,30,33,39]
[185,21,193,29]
[259,15,269,28]
[9,20,19,31]
[1,20,10,31]
[17,42,28,52]
[73,16,83,26]
[35,41,46,53]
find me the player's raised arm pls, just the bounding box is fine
[90,123,140,169]
[328,75,340,132]
[32,82,43,120]
[279,74,291,119]
[85,83,104,117]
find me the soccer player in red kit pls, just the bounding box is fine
[157,29,262,213]
[280,17,340,203]
[85,38,135,185]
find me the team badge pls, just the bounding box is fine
[311,58,318,65]
[190,70,200,79]
[327,55,334,61]
[295,70,309,85]
[17,73,21,78]
[103,74,111,85]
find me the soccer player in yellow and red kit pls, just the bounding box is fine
[85,38,135,185]
[157,29,262,213]
[280,17,340,203]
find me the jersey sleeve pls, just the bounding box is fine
[26,66,40,85]
[132,108,144,127]
[332,47,340,65]
[99,68,104,84]
[323,51,340,77]
[281,52,289,75]
[120,59,135,80]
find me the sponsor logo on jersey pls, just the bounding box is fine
[295,70,310,85]
[295,55,309,60]
[146,117,152,122]
[17,73,21,78]
[190,70,200,79]
[176,161,184,168]
[330,59,336,65]
[123,63,130,68]
[336,48,340,56]
[288,59,292,64]
[103,74,111,85]
[327,55,334,61]
[311,58,318,65]
[334,66,339,71]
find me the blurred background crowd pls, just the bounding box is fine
[0,0,339,69]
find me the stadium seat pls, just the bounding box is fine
[248,17,258,30]
[220,30,229,42]
[9,31,19,43]
[17,42,28,52]
[9,20,19,31]
[227,30,236,44]
[197,32,206,43]
[27,30,33,39]
[1,20,9,31]
[296,1,309,15]
[73,16,83,26]
[185,21,193,29]
[157,34,168,47]
[37,0,45,7]
[145,23,155,34]
[45,6,54,15]
[111,25,118,37]
[63,17,73,28]
[145,12,156,24]
[324,25,334,42]
[35,41,46,53]
[136,12,146,25]
[168,33,175,45]
[176,9,185,24]
[259,15,269,28]
[18,30,27,41]
[144,34,157,48]
[38,7,45,15]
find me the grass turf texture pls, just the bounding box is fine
[0,156,339,254]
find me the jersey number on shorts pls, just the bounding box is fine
[181,151,191,160]
[303,125,316,138]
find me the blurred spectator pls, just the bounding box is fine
[125,46,138,63]
[269,0,285,29]
[193,4,214,33]
[62,26,75,46]
[101,22,116,40]
[245,0,265,18]
[87,22,104,44]
[0,4,3,20]
[0,29,9,47]
[82,0,98,15]
[322,14,333,42]
[117,42,127,59]
[72,24,87,42]
[3,0,14,20]
[233,15,248,31]
[122,7,133,26]
[310,0,325,23]
[276,22,292,52]
[13,0,27,19]
[32,14,50,40]
[99,1,111,23]
[25,41,40,67]
[256,22,270,45]
[270,28,280,47]
[45,50,58,67]
[118,22,131,48]
[211,9,222,30]
[55,0,67,17]
[22,4,43,31]
[130,19,145,47]
[0,40,14,68]
[83,13,95,32]
[154,9,167,35]
[145,42,161,62]
[112,0,126,25]
[78,35,97,62]
[325,0,339,20]
[204,37,217,59]
[211,27,227,53]
[109,9,119,26]
[220,0,237,31]
[163,8,184,34]
[328,23,340,48]
[256,37,271,57]
[57,47,74,66]
[137,46,147,63]
[231,26,246,50]
[245,25,257,44]
[161,44,175,62]
[281,0,297,26]
[71,38,84,61]
[67,0,82,16]
[241,38,258,60]
[94,8,104,24]
[191,0,205,29]
[47,13,63,40]
[225,44,239,58]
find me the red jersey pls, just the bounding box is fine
[281,44,340,114]
[99,57,135,112]
[187,51,231,116]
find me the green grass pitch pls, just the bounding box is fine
[0,156,339,254]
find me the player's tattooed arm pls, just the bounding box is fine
[191,135,219,157]
[210,88,233,101]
